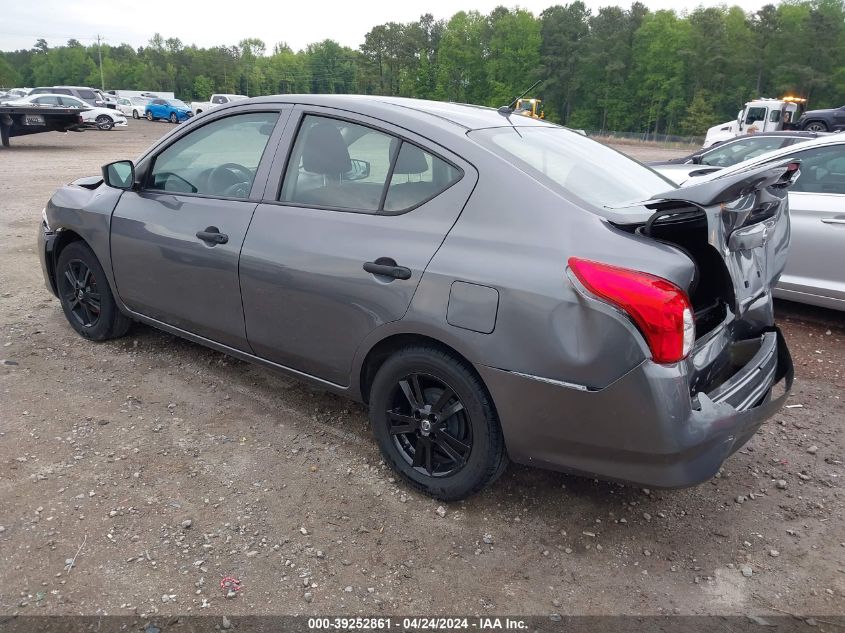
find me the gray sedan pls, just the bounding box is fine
[655,135,845,311]
[38,95,795,499]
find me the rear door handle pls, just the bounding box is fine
[196,226,228,245]
[363,258,412,280]
[821,217,845,225]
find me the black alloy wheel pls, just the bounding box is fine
[56,241,131,341]
[369,346,507,500]
[60,259,101,328]
[387,373,472,477]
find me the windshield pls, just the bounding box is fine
[168,99,188,108]
[471,127,675,209]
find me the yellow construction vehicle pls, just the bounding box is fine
[514,98,544,119]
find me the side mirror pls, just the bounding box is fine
[346,158,371,181]
[102,160,135,190]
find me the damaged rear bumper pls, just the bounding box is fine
[479,328,793,488]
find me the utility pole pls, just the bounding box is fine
[96,34,105,90]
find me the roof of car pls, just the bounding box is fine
[246,94,556,131]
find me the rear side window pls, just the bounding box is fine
[280,114,461,213]
[53,88,72,95]
[383,143,462,213]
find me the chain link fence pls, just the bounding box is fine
[585,129,705,148]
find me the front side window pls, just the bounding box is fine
[790,146,845,195]
[280,115,461,213]
[745,107,767,125]
[34,96,60,105]
[78,89,96,100]
[148,112,279,198]
[53,88,72,95]
[700,137,786,167]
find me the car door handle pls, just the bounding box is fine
[821,217,845,225]
[196,227,228,245]
[363,258,412,280]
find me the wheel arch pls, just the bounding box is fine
[357,332,492,407]
[45,229,86,293]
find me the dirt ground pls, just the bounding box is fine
[0,121,842,620]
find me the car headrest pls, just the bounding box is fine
[302,123,351,176]
[393,144,429,175]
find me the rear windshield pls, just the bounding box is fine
[470,127,675,209]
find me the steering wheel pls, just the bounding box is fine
[208,163,253,197]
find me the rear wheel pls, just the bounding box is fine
[146,111,154,121]
[95,115,114,131]
[804,120,829,132]
[170,112,178,124]
[369,346,507,501]
[56,241,131,341]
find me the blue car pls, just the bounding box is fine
[145,98,192,124]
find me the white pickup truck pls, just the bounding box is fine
[190,93,248,115]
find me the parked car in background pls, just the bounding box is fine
[29,86,110,109]
[652,131,819,166]
[663,135,845,311]
[145,98,192,123]
[796,104,845,132]
[651,131,820,183]
[190,93,248,115]
[115,96,150,119]
[37,95,795,500]
[5,93,126,130]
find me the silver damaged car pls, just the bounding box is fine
[38,96,795,500]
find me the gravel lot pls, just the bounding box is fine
[0,121,842,619]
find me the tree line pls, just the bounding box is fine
[1,0,844,135]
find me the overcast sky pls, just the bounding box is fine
[2,0,772,53]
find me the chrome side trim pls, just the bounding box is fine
[508,370,592,392]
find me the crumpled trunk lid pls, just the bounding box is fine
[643,159,798,323]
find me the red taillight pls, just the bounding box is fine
[568,258,695,364]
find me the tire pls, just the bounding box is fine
[803,120,829,132]
[170,112,178,124]
[195,109,203,115]
[369,346,507,501]
[56,241,131,341]
[95,114,114,131]
[132,110,140,119]
[146,111,154,121]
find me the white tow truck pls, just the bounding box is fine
[703,96,807,147]
[190,93,248,116]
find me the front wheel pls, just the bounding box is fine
[146,111,154,121]
[132,110,140,119]
[170,112,178,124]
[95,115,114,130]
[56,241,131,341]
[804,121,829,132]
[369,346,507,501]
